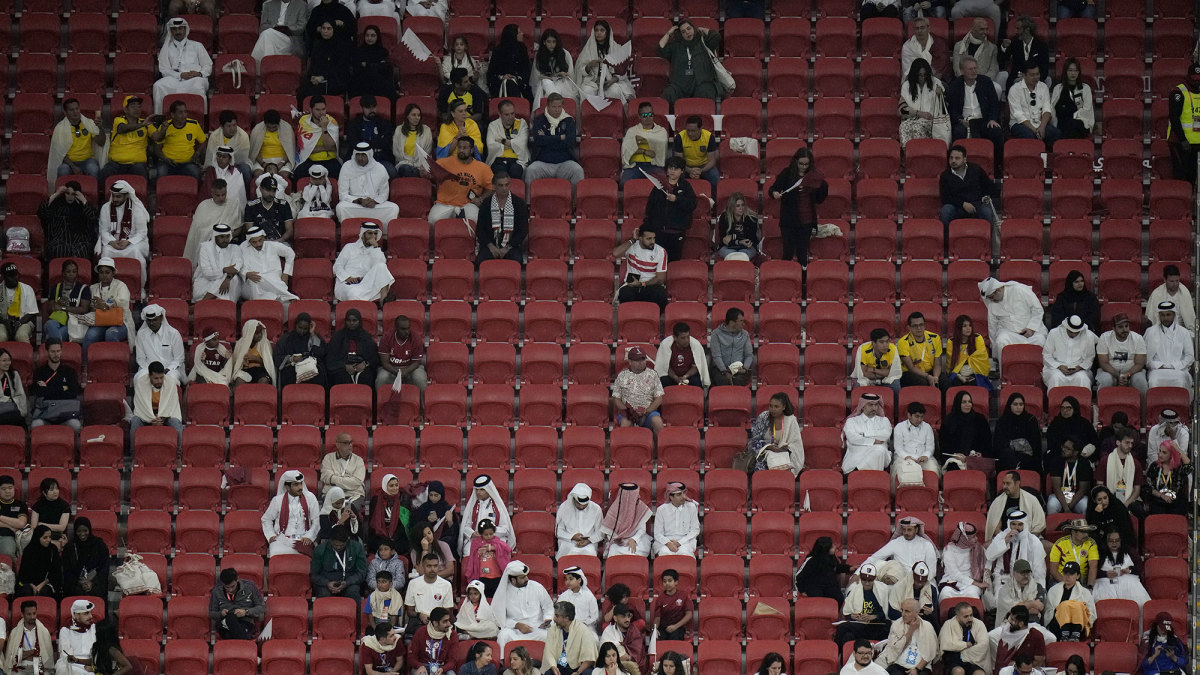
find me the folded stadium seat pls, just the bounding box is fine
[1149,179,1194,221]
[275,428,323,476]
[620,180,654,223]
[796,512,841,557]
[568,301,616,345]
[1143,514,1189,558]
[1151,58,1189,98]
[74,426,121,470]
[260,596,309,641]
[1046,140,1093,180]
[856,96,897,139]
[328,383,373,426]
[1103,58,1145,99]
[1090,643,1137,675]
[749,302,799,346]
[512,511,555,556]
[307,642,359,675]
[27,426,74,469]
[178,463,223,510]
[1045,643,1090,672]
[604,556,649,599]
[193,298,239,341]
[709,385,753,428]
[895,471,940,513]
[698,596,743,641]
[1097,260,1142,303]
[850,302,897,345]
[8,134,50,175]
[1054,17,1098,58]
[855,179,902,222]
[267,553,316,599]
[260,640,307,675]
[812,98,855,139]
[386,184,433,224]
[691,428,742,473]
[673,98,715,132]
[20,12,62,53]
[79,343,128,388]
[695,554,745,600]
[127,510,172,555]
[900,177,942,219]
[81,382,128,426]
[746,262,800,306]
[939,468,988,513]
[430,259,475,302]
[211,640,260,675]
[520,302,566,345]
[147,256,193,301]
[996,260,1041,293]
[145,216,191,259]
[606,426,651,470]
[693,643,741,675]
[793,640,839,673]
[711,260,756,303]
[1048,178,1093,221]
[76,467,121,511]
[1085,598,1139,644]
[291,217,337,260]
[232,382,279,427]
[221,508,270,556]
[718,98,764,144]
[750,468,798,513]
[176,509,220,555]
[1099,16,1144,60]
[3,175,45,218]
[310,597,358,641]
[845,470,891,513]
[119,595,164,641]
[797,456,843,508]
[129,465,174,510]
[184,383,230,428]
[658,385,703,429]
[528,178,573,220]
[764,56,810,101]
[467,342,513,385]
[422,384,468,427]
[814,16,858,55]
[66,13,110,54]
[1043,219,1091,264]
[1095,383,1142,428]
[1000,138,1045,179]
[902,138,947,179]
[570,220,618,263]
[513,342,567,387]
[578,97,624,141]
[386,260,428,302]
[1151,17,1193,60]
[859,57,900,98]
[895,259,941,303]
[845,511,891,556]
[754,343,800,387]
[1102,98,1146,141]
[804,260,849,302]
[615,302,660,345]
[427,301,471,343]
[1146,220,1190,265]
[468,384,514,428]
[861,16,902,56]
[746,596,792,639]
[801,386,848,429]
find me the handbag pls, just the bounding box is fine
[33,398,81,423]
[14,526,32,554]
[896,458,926,486]
[113,552,162,595]
[931,90,952,145]
[294,356,319,382]
[94,306,123,327]
[0,562,13,595]
[700,41,735,93]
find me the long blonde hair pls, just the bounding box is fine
[723,191,758,224]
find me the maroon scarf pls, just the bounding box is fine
[279,490,311,535]
[370,489,404,537]
[108,199,133,240]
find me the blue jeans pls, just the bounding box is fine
[939,201,995,228]
[1056,4,1095,18]
[44,319,69,342]
[1009,122,1061,150]
[57,159,101,179]
[129,416,184,446]
[396,164,422,178]
[82,325,128,359]
[724,0,764,18]
[620,163,657,185]
[157,160,202,180]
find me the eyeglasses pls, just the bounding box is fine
[1029,94,1037,106]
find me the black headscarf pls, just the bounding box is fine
[794,536,849,602]
[326,309,379,371]
[414,480,451,524]
[939,390,993,461]
[487,24,531,98]
[63,516,110,586]
[1046,395,1097,473]
[1048,269,1100,332]
[1086,484,1135,549]
[17,524,64,592]
[992,392,1044,472]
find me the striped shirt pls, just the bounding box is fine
[625,243,668,282]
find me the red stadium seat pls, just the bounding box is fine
[794,600,840,640]
[176,509,220,554]
[223,509,268,556]
[129,466,175,510]
[846,511,891,555]
[261,640,306,675]
[119,596,164,641]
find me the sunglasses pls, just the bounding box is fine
[640,112,654,117]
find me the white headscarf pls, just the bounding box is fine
[321,485,347,513]
[489,560,533,627]
[456,579,500,636]
[460,474,515,553]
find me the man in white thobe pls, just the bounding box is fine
[984,510,1047,611]
[185,182,244,260]
[940,522,989,601]
[892,401,938,479]
[1041,315,1096,388]
[985,471,1046,540]
[207,145,248,212]
[1145,301,1194,389]
[979,278,1047,365]
[1147,410,1191,466]
[460,474,516,556]
[1146,264,1195,332]
[240,225,298,302]
[261,470,321,557]
[651,481,700,558]
[843,392,893,473]
[1095,312,1148,393]
[336,142,400,225]
[558,566,600,632]
[298,164,336,219]
[96,179,150,284]
[252,0,310,64]
[153,17,213,114]
[555,482,604,558]
[55,600,96,675]
[492,560,555,651]
[858,516,939,585]
[192,223,243,302]
[333,220,393,302]
[134,304,186,382]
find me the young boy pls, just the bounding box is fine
[365,570,403,628]
[651,568,692,640]
[367,539,408,592]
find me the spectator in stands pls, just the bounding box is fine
[532,29,580,106]
[658,20,725,103]
[15,524,61,598]
[365,569,403,628]
[620,102,670,185]
[650,568,692,639]
[149,100,207,180]
[344,96,397,176]
[204,111,253,183]
[710,307,754,385]
[1056,0,1095,18]
[1147,410,1189,466]
[1050,59,1094,140]
[893,401,937,479]
[993,632,1044,675]
[96,180,150,282]
[878,598,938,675]
[992,562,1045,632]
[297,165,335,218]
[486,101,530,180]
[768,146,827,266]
[31,338,82,431]
[47,99,105,189]
[240,225,298,301]
[274,312,327,387]
[204,147,249,212]
[80,258,134,355]
[0,263,36,346]
[135,305,186,381]
[209,568,265,640]
[746,392,804,474]
[945,57,1004,155]
[465,519,513,597]
[903,0,948,21]
[576,20,635,102]
[939,390,992,468]
[295,97,342,179]
[673,116,719,192]
[978,278,1048,362]
[392,104,434,179]
[475,171,529,264]
[1145,301,1194,389]
[326,308,380,385]
[1043,561,1095,639]
[192,223,243,302]
[0,475,26,556]
[1146,265,1195,331]
[429,137,492,222]
[610,348,666,435]
[860,0,901,19]
[410,482,454,559]
[360,622,403,674]
[715,192,760,260]
[300,20,352,103]
[251,0,309,64]
[337,144,400,224]
[493,560,555,650]
[1092,531,1149,619]
[859,517,939,585]
[901,18,947,80]
[602,483,653,558]
[900,58,946,146]
[843,392,892,473]
[439,69,489,127]
[102,96,153,182]
[333,223,393,303]
[1141,613,1189,675]
[189,329,231,384]
[350,27,398,102]
[558,566,600,631]
[311,524,367,599]
[952,18,999,81]
[56,599,96,674]
[442,35,483,85]
[1041,315,1097,389]
[30,477,69,539]
[525,93,585,185]
[986,473,1046,539]
[654,323,708,389]
[1143,440,1191,515]
[458,580,501,638]
[152,18,212,115]
[612,230,669,309]
[462,643,500,675]
[250,110,297,181]
[643,156,697,262]
[262,469,321,557]
[185,186,240,267]
[938,145,995,230]
[461,475,516,557]
[258,156,301,211]
[1048,521,1098,586]
[893,566,939,622]
[368,540,407,594]
[404,0,447,23]
[651,483,699,558]
[985,509,1047,599]
[130,361,183,442]
[852,328,902,391]
[543,602,599,675]
[796,536,852,602]
[940,523,988,601]
[39,184,98,263]
[320,430,367,506]
[377,315,427,391]
[898,312,944,388]
[842,639,889,675]
[1046,396,1097,474]
[488,24,533,102]
[556,483,604,559]
[1095,436,1143,518]
[366,474,409,554]
[835,563,894,647]
[600,606,648,674]
[998,16,1049,91]
[992,392,1043,473]
[306,0,355,47]
[5,600,54,672]
[409,607,460,674]
[1168,63,1200,183]
[1048,271,1100,333]
[1007,64,1059,149]
[411,523,456,584]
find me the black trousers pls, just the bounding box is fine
[835,621,889,647]
[219,615,256,640]
[781,223,814,265]
[617,284,669,309]
[661,374,703,388]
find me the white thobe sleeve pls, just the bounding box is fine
[196,244,225,283]
[275,242,296,276]
[333,245,355,281]
[678,503,699,547]
[372,167,390,202]
[196,43,213,77]
[127,208,149,247]
[1018,287,1045,334]
[303,492,321,541]
[261,496,282,539]
[1042,331,1067,369]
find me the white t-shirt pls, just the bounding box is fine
[1095,329,1146,373]
[624,243,668,283]
[404,575,455,616]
